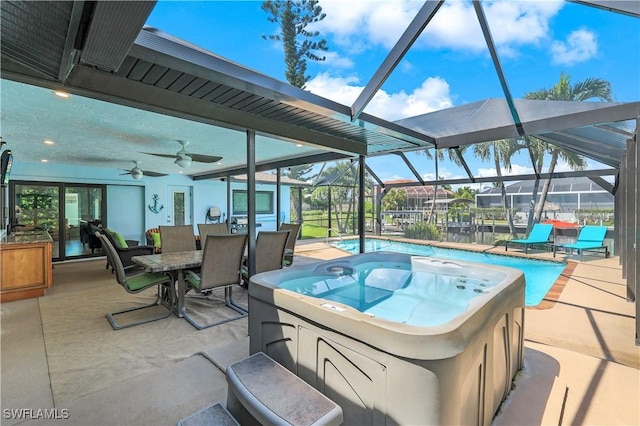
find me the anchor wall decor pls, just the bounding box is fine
[148,194,164,214]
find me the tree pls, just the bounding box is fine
[454,186,476,200]
[282,164,316,222]
[473,139,524,237]
[262,0,328,88]
[311,161,372,233]
[525,73,611,222]
[381,188,407,211]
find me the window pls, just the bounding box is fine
[232,190,274,215]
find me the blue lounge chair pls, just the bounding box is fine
[553,225,609,261]
[505,223,553,254]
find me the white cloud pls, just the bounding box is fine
[316,0,563,53]
[305,72,453,120]
[551,29,598,66]
[476,163,534,178]
[322,51,355,69]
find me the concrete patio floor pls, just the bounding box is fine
[1,238,638,425]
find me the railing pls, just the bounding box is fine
[325,228,343,245]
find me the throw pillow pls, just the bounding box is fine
[151,232,161,248]
[106,229,128,248]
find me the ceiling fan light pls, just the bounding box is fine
[175,155,192,168]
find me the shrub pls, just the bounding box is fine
[404,222,442,241]
[493,233,513,246]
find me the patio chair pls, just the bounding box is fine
[197,223,230,239]
[505,223,553,254]
[553,225,609,261]
[279,223,301,266]
[145,227,162,252]
[95,232,174,330]
[100,228,155,272]
[241,230,291,285]
[183,234,248,330]
[159,225,197,253]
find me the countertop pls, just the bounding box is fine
[1,230,53,245]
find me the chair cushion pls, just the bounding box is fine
[106,229,128,248]
[127,272,169,292]
[185,272,202,290]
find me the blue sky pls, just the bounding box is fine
[146,1,639,186]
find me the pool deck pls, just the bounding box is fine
[1,238,638,425]
[296,239,639,425]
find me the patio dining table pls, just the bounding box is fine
[132,250,202,318]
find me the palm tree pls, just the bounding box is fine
[421,148,461,224]
[473,139,524,237]
[525,74,612,222]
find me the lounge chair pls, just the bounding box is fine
[182,234,248,330]
[505,223,553,254]
[95,232,174,330]
[553,225,609,261]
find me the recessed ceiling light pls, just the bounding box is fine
[54,91,70,98]
[296,144,303,147]
[217,162,222,165]
[43,140,55,145]
[179,171,183,174]
[41,159,48,163]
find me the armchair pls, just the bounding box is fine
[100,229,155,272]
[80,222,102,253]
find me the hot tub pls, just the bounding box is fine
[249,252,525,425]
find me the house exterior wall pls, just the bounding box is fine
[10,161,292,242]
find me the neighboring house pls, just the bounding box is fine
[383,179,453,211]
[475,177,614,220]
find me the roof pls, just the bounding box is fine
[478,176,613,195]
[231,172,309,187]
[0,1,637,186]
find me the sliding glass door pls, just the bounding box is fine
[10,181,105,261]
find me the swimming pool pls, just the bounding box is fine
[333,238,566,306]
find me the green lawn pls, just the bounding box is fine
[301,223,329,239]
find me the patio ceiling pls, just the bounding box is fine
[0,0,638,183]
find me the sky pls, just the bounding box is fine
[146,0,639,188]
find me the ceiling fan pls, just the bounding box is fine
[143,140,222,168]
[119,161,167,180]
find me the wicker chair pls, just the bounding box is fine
[145,227,162,253]
[100,229,155,272]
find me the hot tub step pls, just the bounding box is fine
[176,402,239,426]
[226,352,343,426]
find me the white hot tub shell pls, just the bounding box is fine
[249,252,525,425]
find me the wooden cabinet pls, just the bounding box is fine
[1,232,53,302]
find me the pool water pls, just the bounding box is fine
[333,239,566,306]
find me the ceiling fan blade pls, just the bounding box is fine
[119,171,132,175]
[142,170,168,177]
[143,152,179,159]
[189,153,222,163]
